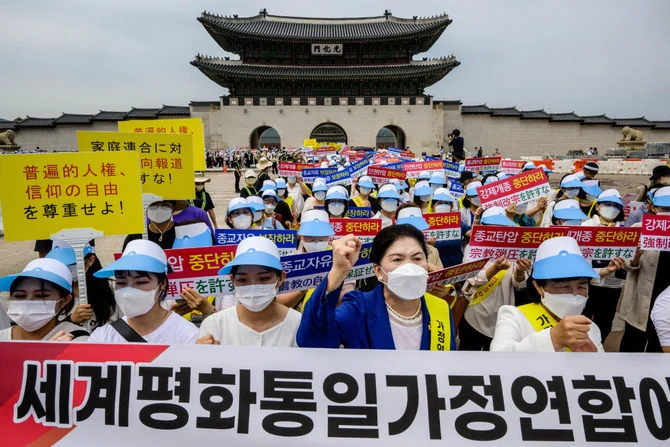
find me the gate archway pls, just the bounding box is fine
[250,126,280,149]
[310,122,347,145]
[376,125,406,149]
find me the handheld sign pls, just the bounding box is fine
[468,226,570,261]
[0,152,144,242]
[423,212,462,241]
[465,156,502,173]
[427,259,490,288]
[118,117,206,170]
[402,160,445,178]
[301,168,337,183]
[641,214,670,251]
[347,207,373,218]
[324,158,372,186]
[476,167,551,208]
[215,229,297,256]
[77,131,194,200]
[330,218,381,243]
[500,160,527,175]
[567,226,641,260]
[279,162,317,177]
[442,160,461,178]
[366,166,406,184]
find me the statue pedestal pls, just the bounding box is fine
[616,140,646,151]
[0,145,21,152]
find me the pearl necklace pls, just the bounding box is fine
[385,299,422,321]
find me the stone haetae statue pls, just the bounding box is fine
[621,126,644,142]
[0,129,17,145]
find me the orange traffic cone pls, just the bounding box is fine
[223,165,228,173]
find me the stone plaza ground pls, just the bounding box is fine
[0,171,653,350]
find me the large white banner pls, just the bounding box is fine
[2,342,670,446]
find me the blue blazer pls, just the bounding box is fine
[296,275,457,350]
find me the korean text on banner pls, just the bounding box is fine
[304,138,318,147]
[401,160,445,178]
[0,152,144,242]
[3,343,670,446]
[347,207,373,218]
[77,131,194,200]
[330,218,381,244]
[423,212,461,241]
[442,160,461,178]
[449,182,464,198]
[215,229,297,256]
[366,166,406,184]
[641,214,670,251]
[278,162,316,177]
[468,226,570,261]
[301,168,337,183]
[427,258,490,288]
[465,156,502,172]
[476,167,550,208]
[324,158,372,186]
[500,160,528,175]
[279,243,374,293]
[118,118,206,170]
[567,226,641,260]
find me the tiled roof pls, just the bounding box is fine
[158,105,190,116]
[613,117,654,127]
[434,100,462,106]
[92,110,127,121]
[53,113,92,125]
[549,112,583,122]
[16,116,55,128]
[491,107,521,117]
[0,119,17,130]
[192,57,459,85]
[125,107,159,119]
[581,114,613,125]
[461,104,492,114]
[199,10,452,53]
[520,109,551,120]
[652,121,670,129]
[190,100,220,107]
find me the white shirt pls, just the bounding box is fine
[88,312,198,344]
[651,286,670,348]
[490,305,604,352]
[387,309,423,350]
[198,306,301,347]
[372,211,394,229]
[0,321,89,341]
[286,184,305,215]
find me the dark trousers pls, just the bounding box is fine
[619,319,663,353]
[582,285,620,342]
[233,171,241,192]
[458,318,492,351]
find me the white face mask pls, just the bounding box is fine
[434,204,452,214]
[147,206,173,223]
[8,300,61,332]
[541,289,587,319]
[232,214,252,229]
[235,282,277,312]
[328,203,346,216]
[265,203,277,213]
[563,189,579,199]
[246,178,256,186]
[418,195,432,203]
[276,189,286,197]
[196,185,205,192]
[469,196,481,206]
[314,191,326,201]
[253,211,263,222]
[514,202,529,215]
[598,205,620,221]
[360,187,372,195]
[381,199,399,213]
[115,287,158,318]
[585,194,597,202]
[288,176,297,184]
[380,263,428,300]
[303,241,328,252]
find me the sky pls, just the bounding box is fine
[2,0,669,120]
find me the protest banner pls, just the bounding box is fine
[303,138,317,147]
[279,243,373,293]
[427,258,490,288]
[449,181,464,199]
[324,158,372,186]
[77,131,194,200]
[464,155,502,172]
[500,159,527,175]
[366,166,406,184]
[566,226,641,260]
[118,118,205,170]
[423,212,462,241]
[347,207,373,218]
[3,342,669,446]
[301,168,337,183]
[278,162,316,177]
[330,218,381,243]
[215,229,297,256]
[0,152,144,242]
[468,226,570,261]
[641,214,670,251]
[476,167,551,208]
[163,245,237,300]
[442,160,461,178]
[401,160,445,178]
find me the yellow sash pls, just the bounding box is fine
[299,288,315,313]
[285,196,294,210]
[468,269,506,307]
[353,195,366,207]
[519,302,572,352]
[425,292,452,351]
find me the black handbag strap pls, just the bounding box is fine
[111,319,147,343]
[69,330,90,339]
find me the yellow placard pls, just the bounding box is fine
[118,118,205,170]
[303,138,317,147]
[0,152,144,242]
[77,131,194,200]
